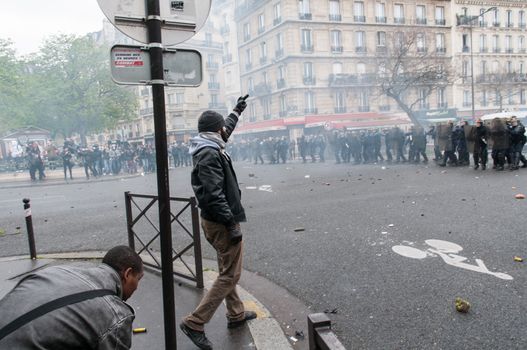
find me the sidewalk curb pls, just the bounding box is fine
[12,251,294,350]
[0,174,142,189]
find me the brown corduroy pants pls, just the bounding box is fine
[183,219,245,332]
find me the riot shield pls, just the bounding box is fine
[436,124,453,152]
[464,125,476,154]
[489,118,509,150]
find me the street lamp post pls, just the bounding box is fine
[459,7,496,119]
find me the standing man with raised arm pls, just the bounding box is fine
[180,95,256,350]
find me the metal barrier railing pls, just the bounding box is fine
[308,313,346,350]
[124,191,203,288]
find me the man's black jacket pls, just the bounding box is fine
[189,113,246,226]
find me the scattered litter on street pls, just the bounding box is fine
[295,330,305,339]
[0,228,5,236]
[304,175,310,179]
[513,256,523,262]
[133,328,147,334]
[293,227,305,232]
[248,173,255,177]
[324,308,338,314]
[289,336,298,342]
[388,224,395,227]
[514,194,525,199]
[455,298,470,313]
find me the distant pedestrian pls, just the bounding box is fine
[181,96,256,350]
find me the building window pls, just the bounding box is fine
[506,10,513,27]
[274,3,281,23]
[520,11,526,28]
[247,77,254,92]
[301,29,313,51]
[463,90,471,107]
[479,8,487,27]
[359,91,369,110]
[462,61,469,79]
[417,33,426,52]
[356,31,366,52]
[519,61,525,74]
[249,102,256,122]
[298,0,310,17]
[492,35,500,52]
[479,34,487,52]
[507,61,513,74]
[280,94,287,114]
[482,90,487,106]
[376,3,386,23]
[354,1,365,22]
[246,49,252,66]
[168,93,175,104]
[258,13,265,33]
[331,30,342,52]
[435,6,445,25]
[480,60,487,76]
[278,65,286,79]
[436,33,445,52]
[493,8,500,27]
[494,89,500,106]
[243,22,250,41]
[437,88,445,108]
[329,0,341,21]
[335,91,345,112]
[176,93,184,104]
[416,5,426,25]
[303,62,313,78]
[357,62,366,75]
[377,31,386,47]
[394,4,404,24]
[305,91,315,110]
[260,41,267,61]
[505,35,513,53]
[519,36,525,52]
[520,89,526,104]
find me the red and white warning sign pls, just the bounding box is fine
[113,48,144,67]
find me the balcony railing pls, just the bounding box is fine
[480,47,488,53]
[462,46,470,53]
[329,14,342,21]
[376,46,387,54]
[463,102,471,107]
[209,103,227,109]
[253,83,272,96]
[417,47,428,53]
[304,108,318,114]
[301,44,314,53]
[273,17,282,26]
[331,46,343,53]
[208,82,220,90]
[356,46,367,53]
[394,17,405,24]
[416,18,427,25]
[275,48,284,58]
[505,48,514,54]
[418,103,430,110]
[437,102,448,109]
[244,34,251,42]
[334,106,347,113]
[376,16,387,23]
[493,21,500,27]
[379,105,390,111]
[277,79,286,89]
[222,54,232,64]
[260,56,267,64]
[299,13,312,20]
[354,15,366,22]
[506,22,514,28]
[140,107,153,115]
[519,48,526,53]
[493,47,501,53]
[303,76,316,85]
[520,23,526,29]
[245,63,252,71]
[220,25,230,35]
[206,61,219,69]
[279,110,288,117]
[258,26,265,34]
[436,18,446,25]
[436,47,446,54]
[329,73,377,86]
[358,106,370,112]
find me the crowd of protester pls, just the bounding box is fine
[2,117,525,182]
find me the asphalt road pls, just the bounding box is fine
[0,161,526,349]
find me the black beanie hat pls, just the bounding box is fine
[198,110,225,132]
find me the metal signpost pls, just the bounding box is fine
[97,0,211,348]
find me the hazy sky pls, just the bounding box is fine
[0,0,106,56]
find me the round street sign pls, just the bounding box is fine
[97,0,212,46]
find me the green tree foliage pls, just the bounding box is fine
[1,35,137,143]
[0,39,28,133]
